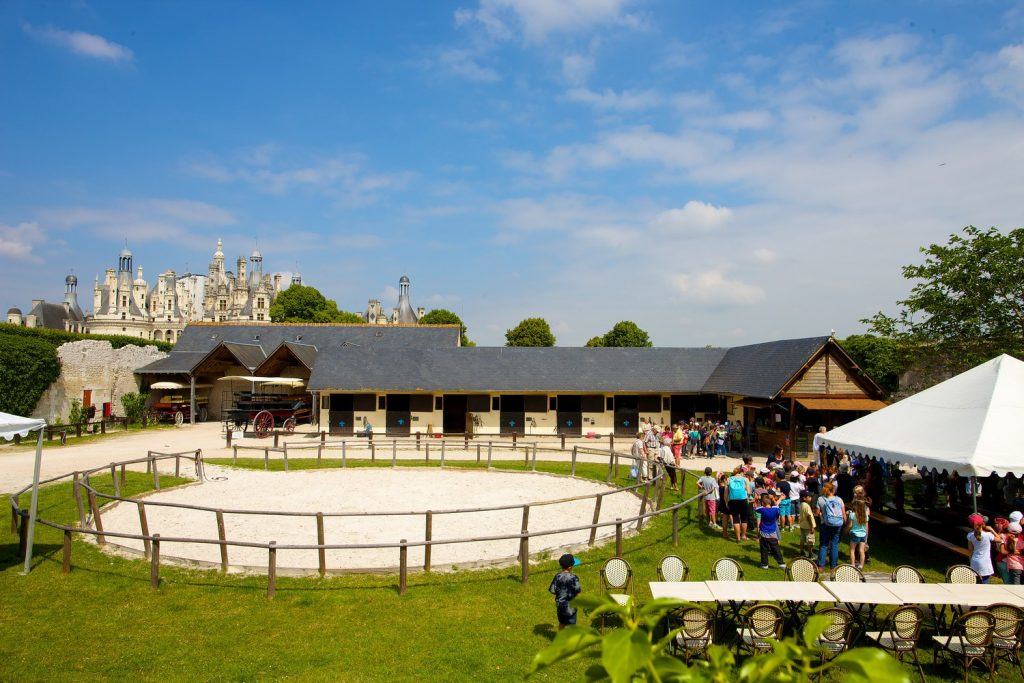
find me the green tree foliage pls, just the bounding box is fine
[529,595,909,682]
[0,323,171,352]
[418,309,472,346]
[866,226,1024,370]
[120,392,148,424]
[67,398,84,425]
[591,321,653,348]
[839,334,906,396]
[505,317,555,347]
[268,284,363,324]
[0,333,60,415]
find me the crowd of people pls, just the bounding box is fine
[629,418,744,484]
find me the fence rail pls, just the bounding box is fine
[10,442,699,598]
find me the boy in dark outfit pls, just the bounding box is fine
[549,553,582,629]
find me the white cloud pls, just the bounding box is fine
[983,43,1024,104]
[455,0,643,42]
[650,201,732,234]
[186,147,413,204]
[436,48,501,82]
[565,87,663,111]
[752,248,777,263]
[669,270,765,305]
[562,52,595,85]
[0,222,46,261]
[39,199,236,247]
[23,24,133,63]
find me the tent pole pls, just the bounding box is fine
[22,427,44,574]
[971,475,978,514]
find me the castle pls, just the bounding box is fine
[363,275,425,325]
[6,240,288,343]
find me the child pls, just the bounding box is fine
[548,553,582,630]
[799,490,817,557]
[754,492,786,570]
[847,498,870,569]
[697,467,720,529]
[967,513,996,583]
[1006,523,1023,584]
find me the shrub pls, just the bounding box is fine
[0,334,60,416]
[121,392,148,424]
[0,323,172,352]
[68,399,84,425]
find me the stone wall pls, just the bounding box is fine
[31,340,167,421]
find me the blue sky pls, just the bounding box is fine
[2,1,1023,345]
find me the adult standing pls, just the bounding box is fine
[836,462,854,504]
[967,513,996,583]
[631,431,646,481]
[725,466,750,542]
[658,437,677,490]
[816,482,846,570]
[812,426,828,467]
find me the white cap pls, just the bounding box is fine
[1010,522,1022,534]
[1011,511,1023,523]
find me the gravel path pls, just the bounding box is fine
[97,465,642,573]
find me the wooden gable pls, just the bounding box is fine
[782,339,883,399]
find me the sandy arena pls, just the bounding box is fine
[97,464,642,573]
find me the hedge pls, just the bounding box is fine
[0,333,60,416]
[0,323,172,352]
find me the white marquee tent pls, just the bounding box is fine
[822,354,1024,480]
[0,412,47,574]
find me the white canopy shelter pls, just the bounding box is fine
[823,354,1024,482]
[0,412,47,574]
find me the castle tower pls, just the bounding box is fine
[118,246,133,273]
[63,273,83,319]
[249,248,263,288]
[395,275,419,323]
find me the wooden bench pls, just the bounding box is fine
[870,510,900,527]
[903,509,933,525]
[899,526,971,558]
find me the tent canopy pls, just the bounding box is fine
[822,354,1024,477]
[0,412,46,441]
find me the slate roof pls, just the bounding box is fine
[135,323,461,376]
[308,346,730,393]
[701,336,831,398]
[221,342,266,371]
[281,341,319,369]
[131,352,207,375]
[27,301,78,330]
[307,336,835,398]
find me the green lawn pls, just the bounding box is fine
[0,459,1009,681]
[0,422,175,453]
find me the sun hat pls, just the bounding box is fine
[1010,522,1022,534]
[559,553,580,569]
[968,513,985,527]
[1011,511,1023,523]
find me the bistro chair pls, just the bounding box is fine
[736,603,785,656]
[831,563,866,583]
[864,606,926,683]
[932,609,996,683]
[990,603,1024,677]
[657,554,689,583]
[815,608,854,671]
[711,557,744,581]
[598,557,634,631]
[892,565,925,584]
[669,606,714,664]
[787,557,819,582]
[945,564,981,584]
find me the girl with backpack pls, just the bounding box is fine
[816,482,845,570]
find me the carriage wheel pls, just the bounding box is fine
[174,411,184,426]
[252,410,275,438]
[198,406,208,422]
[283,417,296,433]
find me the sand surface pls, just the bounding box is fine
[97,465,641,572]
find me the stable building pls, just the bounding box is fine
[306,335,886,454]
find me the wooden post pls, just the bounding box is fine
[672,507,679,547]
[100,419,106,435]
[321,430,326,443]
[440,441,446,468]
[263,448,269,471]
[532,444,537,471]
[138,502,151,559]
[571,446,578,477]
[226,428,232,448]
[76,422,82,438]
[609,433,615,452]
[267,541,277,599]
[613,451,620,479]
[18,513,28,557]
[487,442,493,470]
[73,473,86,527]
[464,435,469,450]
[216,510,228,571]
[175,455,181,478]
[588,495,603,546]
[636,481,651,532]
[370,442,376,462]
[518,505,530,561]
[233,445,238,463]
[273,433,280,448]
[151,456,160,490]
[512,432,518,450]
[317,443,323,463]
[62,529,72,574]
[560,433,566,450]
[341,440,347,467]
[655,473,667,511]
[119,464,126,488]
[399,540,408,595]
[10,506,17,535]
[88,490,105,545]
[424,511,433,572]
[519,506,530,583]
[316,512,326,577]
[476,443,481,463]
[416,432,421,451]
[110,464,119,497]
[392,440,397,468]
[605,454,614,484]
[615,518,623,557]
[425,441,430,463]
[282,445,289,472]
[150,534,160,589]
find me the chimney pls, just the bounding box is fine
[31,299,43,309]
[274,274,282,291]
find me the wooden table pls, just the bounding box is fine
[649,582,715,602]
[821,582,901,642]
[706,581,787,622]
[884,583,960,605]
[766,582,836,628]
[942,584,1024,607]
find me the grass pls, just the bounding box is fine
[0,458,1010,681]
[0,422,175,453]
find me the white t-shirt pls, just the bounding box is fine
[969,530,996,577]
[812,432,827,452]
[788,480,803,501]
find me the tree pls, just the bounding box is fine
[592,321,653,348]
[505,317,555,347]
[268,284,363,323]
[865,226,1024,370]
[419,309,472,346]
[839,335,906,396]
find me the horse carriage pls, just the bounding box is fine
[223,393,312,438]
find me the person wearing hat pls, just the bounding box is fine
[1006,522,1024,584]
[967,513,997,583]
[548,553,582,629]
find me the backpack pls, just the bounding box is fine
[728,476,748,499]
[821,496,844,526]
